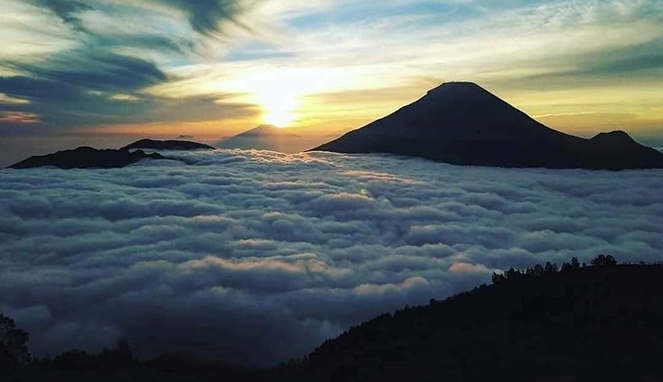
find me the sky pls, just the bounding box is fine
[1,0,663,164]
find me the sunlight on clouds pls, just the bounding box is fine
[249,67,373,127]
[110,94,141,102]
[501,83,663,135]
[109,0,663,138]
[232,69,340,119]
[0,93,30,105]
[0,111,40,124]
[228,0,663,135]
[0,1,77,60]
[79,120,255,140]
[155,0,663,134]
[217,66,358,127]
[1,0,662,141]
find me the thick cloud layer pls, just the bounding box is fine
[1,150,662,366]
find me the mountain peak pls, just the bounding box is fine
[237,125,298,138]
[255,124,280,130]
[313,82,663,170]
[216,124,301,152]
[591,130,635,144]
[427,81,484,94]
[423,82,502,105]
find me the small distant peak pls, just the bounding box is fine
[591,130,635,143]
[236,124,297,138]
[593,130,630,138]
[255,124,279,130]
[245,124,282,135]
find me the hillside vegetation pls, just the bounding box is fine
[276,256,663,381]
[5,256,663,381]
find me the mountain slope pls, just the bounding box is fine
[217,125,303,153]
[275,261,663,382]
[313,82,663,170]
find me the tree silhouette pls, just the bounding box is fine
[562,257,581,271]
[493,256,619,285]
[591,255,618,267]
[99,340,133,366]
[53,340,134,371]
[0,313,31,366]
[544,262,558,274]
[492,272,506,284]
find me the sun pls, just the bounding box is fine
[263,107,294,128]
[258,91,297,128]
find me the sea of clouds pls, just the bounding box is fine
[1,149,662,366]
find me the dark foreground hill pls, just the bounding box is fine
[5,258,663,381]
[277,258,663,382]
[313,82,663,170]
[8,147,165,169]
[121,139,216,151]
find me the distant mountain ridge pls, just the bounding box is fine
[217,125,304,153]
[122,139,215,151]
[313,82,663,170]
[8,139,212,169]
[8,147,164,169]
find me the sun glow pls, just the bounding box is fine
[219,67,355,129]
[259,92,296,128]
[239,70,341,129]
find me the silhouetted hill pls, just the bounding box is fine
[121,139,215,151]
[217,125,303,153]
[8,258,663,381]
[275,259,663,381]
[313,82,663,170]
[8,147,165,169]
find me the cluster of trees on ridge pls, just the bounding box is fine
[491,254,618,284]
[291,254,663,381]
